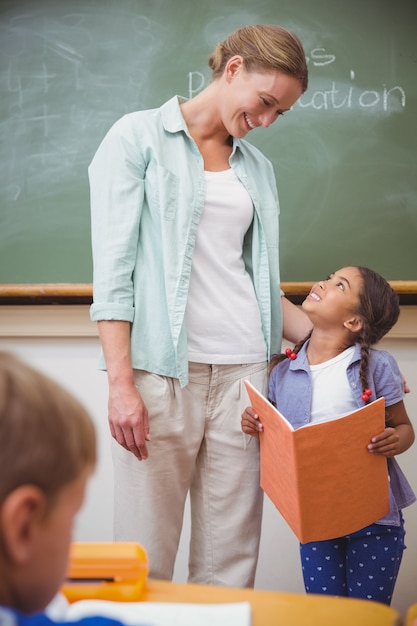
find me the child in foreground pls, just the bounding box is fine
[0,352,126,626]
[242,266,415,605]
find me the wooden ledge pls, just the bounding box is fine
[0,281,416,305]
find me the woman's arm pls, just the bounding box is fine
[281,296,312,344]
[98,320,150,460]
[367,400,415,457]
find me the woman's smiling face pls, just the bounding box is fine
[221,56,303,138]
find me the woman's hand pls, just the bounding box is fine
[108,379,150,461]
[98,320,151,461]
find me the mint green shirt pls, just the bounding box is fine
[89,96,283,387]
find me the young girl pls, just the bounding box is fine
[242,266,415,605]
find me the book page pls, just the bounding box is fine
[65,599,251,626]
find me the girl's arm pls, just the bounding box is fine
[367,400,415,457]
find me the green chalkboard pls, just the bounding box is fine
[1,0,416,284]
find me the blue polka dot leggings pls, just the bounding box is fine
[300,517,406,605]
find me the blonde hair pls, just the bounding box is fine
[0,352,96,506]
[208,24,308,92]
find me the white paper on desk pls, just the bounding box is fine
[63,599,252,626]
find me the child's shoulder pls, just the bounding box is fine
[367,347,400,368]
[269,355,291,377]
[366,348,404,400]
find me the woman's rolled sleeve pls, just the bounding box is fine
[90,302,135,322]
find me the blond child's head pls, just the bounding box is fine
[0,351,96,615]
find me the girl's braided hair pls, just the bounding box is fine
[270,267,400,402]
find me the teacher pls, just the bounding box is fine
[89,23,312,587]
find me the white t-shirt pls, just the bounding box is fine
[310,346,357,423]
[185,169,267,364]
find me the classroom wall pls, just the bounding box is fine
[0,305,416,619]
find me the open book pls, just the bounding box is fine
[244,380,390,544]
[47,594,251,626]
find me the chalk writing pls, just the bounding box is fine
[297,81,406,112]
[188,56,407,112]
[188,71,205,99]
[0,5,163,232]
[307,48,336,67]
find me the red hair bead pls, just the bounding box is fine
[361,388,372,402]
[285,347,297,360]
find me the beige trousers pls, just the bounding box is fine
[112,361,267,587]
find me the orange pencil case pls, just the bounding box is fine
[62,542,148,603]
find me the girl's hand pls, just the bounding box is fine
[367,427,400,457]
[241,406,263,438]
[368,400,415,458]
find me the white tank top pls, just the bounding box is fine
[185,169,267,364]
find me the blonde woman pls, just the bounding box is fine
[89,24,312,587]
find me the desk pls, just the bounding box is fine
[141,579,402,626]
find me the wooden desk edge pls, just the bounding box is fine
[142,579,402,626]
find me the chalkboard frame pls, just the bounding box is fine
[0,282,416,305]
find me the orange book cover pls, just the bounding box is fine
[244,380,390,544]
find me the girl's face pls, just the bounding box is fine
[302,266,364,330]
[221,57,303,138]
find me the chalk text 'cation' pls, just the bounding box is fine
[187,45,407,112]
